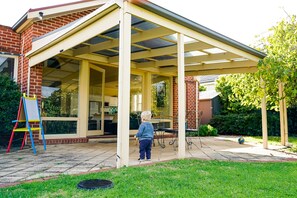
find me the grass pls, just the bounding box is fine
[245,136,297,152]
[1,159,297,197]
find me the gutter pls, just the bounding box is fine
[12,12,28,31]
[130,0,266,59]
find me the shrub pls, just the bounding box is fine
[187,124,218,137]
[0,74,22,147]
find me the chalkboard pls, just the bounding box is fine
[23,97,40,121]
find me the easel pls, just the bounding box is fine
[6,94,46,155]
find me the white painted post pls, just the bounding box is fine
[260,78,268,149]
[177,33,186,158]
[78,60,89,138]
[116,5,131,168]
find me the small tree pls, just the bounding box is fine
[0,74,22,147]
[258,15,297,108]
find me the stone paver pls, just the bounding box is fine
[1,136,297,186]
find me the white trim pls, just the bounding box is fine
[27,5,120,67]
[27,0,108,21]
[13,56,19,82]
[88,64,106,136]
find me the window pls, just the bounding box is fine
[151,75,171,117]
[0,55,18,80]
[130,74,143,112]
[41,57,79,135]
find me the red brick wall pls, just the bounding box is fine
[173,77,178,129]
[172,76,198,129]
[41,138,88,145]
[0,25,21,54]
[19,9,95,145]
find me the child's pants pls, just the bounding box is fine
[139,139,152,160]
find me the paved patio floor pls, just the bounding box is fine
[1,136,297,187]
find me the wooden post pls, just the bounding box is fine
[278,81,288,146]
[278,81,285,146]
[177,33,186,158]
[260,78,268,149]
[283,96,288,146]
[117,4,131,168]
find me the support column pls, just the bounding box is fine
[260,78,268,149]
[143,72,152,111]
[177,33,186,158]
[279,81,288,146]
[117,5,131,168]
[78,60,89,138]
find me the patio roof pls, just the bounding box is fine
[26,0,266,76]
[12,0,107,33]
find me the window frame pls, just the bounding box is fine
[0,54,18,81]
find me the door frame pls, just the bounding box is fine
[87,64,105,136]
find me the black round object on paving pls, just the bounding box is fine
[77,179,114,190]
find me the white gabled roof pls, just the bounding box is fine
[13,0,109,33]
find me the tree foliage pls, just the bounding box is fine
[258,15,297,108]
[216,74,263,113]
[216,15,297,113]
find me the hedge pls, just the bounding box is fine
[210,109,297,136]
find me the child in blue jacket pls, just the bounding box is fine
[135,111,154,161]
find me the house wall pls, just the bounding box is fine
[0,25,21,54]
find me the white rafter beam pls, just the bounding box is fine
[185,60,257,71]
[158,60,257,75]
[73,26,174,56]
[186,67,258,76]
[109,41,213,63]
[136,51,239,68]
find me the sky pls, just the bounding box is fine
[0,0,296,46]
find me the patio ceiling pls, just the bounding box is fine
[26,0,266,76]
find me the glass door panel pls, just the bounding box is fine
[88,66,105,136]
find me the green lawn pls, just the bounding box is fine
[1,159,297,197]
[245,136,297,152]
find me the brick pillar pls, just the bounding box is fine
[172,76,197,129]
[173,77,178,129]
[26,63,43,145]
[185,76,197,129]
